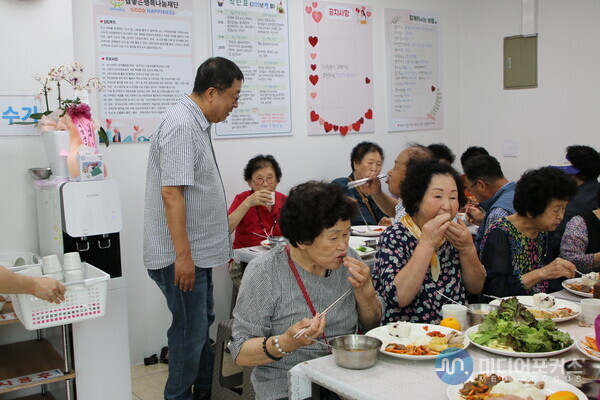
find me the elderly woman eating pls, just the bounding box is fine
[560,187,600,272]
[332,141,390,226]
[373,160,486,324]
[228,154,287,249]
[480,167,578,297]
[229,181,381,400]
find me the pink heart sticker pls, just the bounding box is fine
[100,20,103,23]
[312,2,318,8]
[312,11,322,23]
[310,53,317,60]
[310,92,317,99]
[366,11,371,17]
[319,117,325,124]
[305,6,312,14]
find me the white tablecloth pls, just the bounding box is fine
[288,291,593,400]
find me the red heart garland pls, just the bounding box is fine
[340,126,349,135]
[324,122,333,133]
[352,122,361,131]
[431,86,436,92]
[308,36,318,47]
[364,109,373,119]
[365,77,371,84]
[310,110,319,122]
[309,75,319,86]
[310,64,317,71]
[333,125,339,132]
[358,117,364,124]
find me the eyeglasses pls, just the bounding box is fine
[253,176,276,185]
[215,87,240,104]
[465,181,477,194]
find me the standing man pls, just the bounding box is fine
[363,143,433,223]
[143,57,244,400]
[462,155,516,251]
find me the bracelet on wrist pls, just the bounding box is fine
[262,336,281,361]
[274,335,290,355]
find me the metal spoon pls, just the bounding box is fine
[303,336,348,352]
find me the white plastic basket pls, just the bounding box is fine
[10,262,110,330]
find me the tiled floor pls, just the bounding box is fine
[131,350,242,399]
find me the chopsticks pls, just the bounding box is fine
[347,174,387,189]
[293,288,353,339]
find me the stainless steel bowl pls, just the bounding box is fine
[467,303,499,327]
[364,239,377,248]
[28,167,52,180]
[268,236,288,247]
[564,359,600,399]
[329,334,381,370]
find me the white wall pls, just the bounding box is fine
[3,0,596,367]
[459,0,600,181]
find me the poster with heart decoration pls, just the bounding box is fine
[304,1,374,136]
[385,9,442,131]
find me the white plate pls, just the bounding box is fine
[489,295,581,322]
[562,278,594,298]
[350,225,386,237]
[576,334,600,361]
[347,236,376,257]
[260,239,271,249]
[365,323,469,360]
[446,370,587,400]
[465,325,575,358]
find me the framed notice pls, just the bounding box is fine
[304,1,374,136]
[93,0,194,143]
[385,9,443,132]
[210,0,292,139]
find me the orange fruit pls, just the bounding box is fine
[547,391,578,400]
[440,317,461,331]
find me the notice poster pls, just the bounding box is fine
[93,0,193,143]
[210,0,292,139]
[304,1,374,136]
[385,9,442,132]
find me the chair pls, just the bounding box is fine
[211,318,255,400]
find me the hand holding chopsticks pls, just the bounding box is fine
[347,174,387,189]
[293,288,353,339]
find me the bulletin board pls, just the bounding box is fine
[304,1,375,136]
[385,9,443,132]
[93,0,194,144]
[210,0,292,139]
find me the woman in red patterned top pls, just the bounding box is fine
[228,154,287,249]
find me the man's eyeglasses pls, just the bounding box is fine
[216,87,240,104]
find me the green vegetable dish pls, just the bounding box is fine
[469,297,573,353]
[356,246,368,252]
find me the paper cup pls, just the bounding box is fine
[63,252,81,264]
[442,304,468,330]
[42,254,62,274]
[44,272,64,282]
[266,191,275,206]
[581,298,600,324]
[64,269,84,282]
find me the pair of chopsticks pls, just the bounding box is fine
[347,174,387,189]
[293,288,353,339]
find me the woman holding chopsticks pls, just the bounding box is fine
[229,181,381,400]
[332,141,391,226]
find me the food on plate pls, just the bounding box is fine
[532,293,555,309]
[458,373,568,400]
[372,228,384,232]
[581,272,600,286]
[468,297,573,353]
[384,330,464,356]
[580,336,600,357]
[440,316,461,330]
[388,321,411,338]
[566,282,593,294]
[546,391,579,400]
[527,307,576,319]
[355,246,368,252]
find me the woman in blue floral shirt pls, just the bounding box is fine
[373,160,486,324]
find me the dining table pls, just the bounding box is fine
[287,290,596,400]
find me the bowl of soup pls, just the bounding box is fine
[329,334,381,370]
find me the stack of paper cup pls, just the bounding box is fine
[63,252,82,271]
[42,255,63,281]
